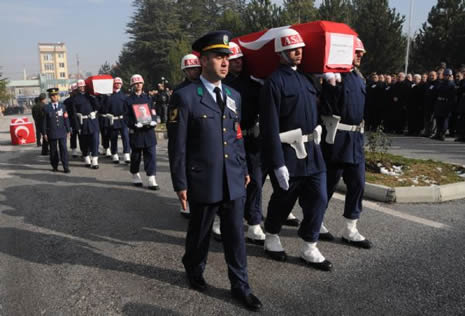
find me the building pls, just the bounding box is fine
[38,42,70,92]
[6,80,41,107]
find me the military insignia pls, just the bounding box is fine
[169,108,178,122]
[223,35,229,45]
[151,109,156,116]
[64,112,68,118]
[235,122,243,139]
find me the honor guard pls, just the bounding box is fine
[64,83,79,157]
[105,77,131,164]
[72,79,101,169]
[319,37,372,249]
[124,74,159,190]
[167,31,262,311]
[260,28,331,271]
[98,92,112,157]
[173,54,202,218]
[42,88,71,173]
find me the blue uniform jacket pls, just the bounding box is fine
[167,81,248,204]
[259,64,326,176]
[72,93,100,135]
[321,71,366,164]
[107,90,128,129]
[42,102,70,139]
[434,80,456,117]
[124,92,157,148]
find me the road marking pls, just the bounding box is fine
[333,193,450,229]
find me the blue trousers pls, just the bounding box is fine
[326,161,365,220]
[110,126,130,154]
[79,132,99,157]
[130,145,156,176]
[265,172,328,242]
[244,149,263,225]
[183,197,251,295]
[49,137,69,169]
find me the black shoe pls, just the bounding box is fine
[265,249,287,262]
[341,237,372,249]
[319,232,335,241]
[91,165,99,169]
[212,232,222,242]
[284,218,300,227]
[300,258,333,271]
[231,291,263,312]
[148,185,160,191]
[133,183,143,187]
[37,143,41,147]
[187,274,207,292]
[41,152,48,156]
[246,237,265,246]
[63,168,71,174]
[454,137,465,142]
[52,167,58,172]
[113,160,120,164]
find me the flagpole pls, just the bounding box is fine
[404,0,414,74]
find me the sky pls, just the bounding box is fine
[0,0,437,80]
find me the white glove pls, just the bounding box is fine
[149,121,157,127]
[274,166,290,191]
[135,122,143,128]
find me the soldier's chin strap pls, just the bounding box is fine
[280,52,297,70]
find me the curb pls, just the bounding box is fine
[336,180,465,203]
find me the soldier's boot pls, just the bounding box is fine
[91,156,99,169]
[246,224,265,245]
[84,156,91,167]
[132,173,143,187]
[318,222,335,241]
[264,233,287,261]
[105,148,112,157]
[124,153,131,164]
[212,216,221,242]
[340,219,372,249]
[147,175,160,191]
[284,212,300,227]
[300,242,332,271]
[112,154,120,164]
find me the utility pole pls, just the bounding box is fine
[404,0,414,74]
[76,54,81,79]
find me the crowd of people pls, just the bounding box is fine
[26,28,465,312]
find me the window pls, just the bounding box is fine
[58,53,64,58]
[59,63,65,68]
[60,72,66,78]
[44,63,54,71]
[45,73,55,80]
[43,54,52,61]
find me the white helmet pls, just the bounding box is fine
[71,83,78,90]
[77,79,86,87]
[114,77,123,85]
[181,54,201,70]
[229,42,243,60]
[130,74,144,86]
[274,28,305,53]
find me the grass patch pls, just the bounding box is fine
[365,151,465,187]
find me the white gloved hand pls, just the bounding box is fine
[135,122,143,128]
[274,165,290,191]
[149,120,157,127]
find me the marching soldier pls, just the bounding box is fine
[167,31,262,311]
[72,79,101,169]
[64,83,79,157]
[260,28,331,271]
[319,37,372,249]
[432,68,456,141]
[42,88,71,173]
[173,53,202,217]
[107,77,131,164]
[124,74,159,190]
[98,93,112,158]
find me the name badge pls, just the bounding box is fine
[226,96,236,113]
[57,109,63,116]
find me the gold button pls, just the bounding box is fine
[223,128,226,132]
[224,141,227,145]
[224,154,229,158]
[203,114,207,118]
[223,115,226,119]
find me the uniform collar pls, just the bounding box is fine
[200,75,223,101]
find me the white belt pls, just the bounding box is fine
[338,122,364,133]
[279,126,322,159]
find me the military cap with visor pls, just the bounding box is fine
[192,30,233,55]
[47,88,59,96]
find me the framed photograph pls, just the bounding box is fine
[132,103,152,125]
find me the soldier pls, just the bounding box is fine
[168,31,262,311]
[407,74,424,136]
[432,68,456,141]
[260,28,331,271]
[173,54,202,218]
[42,88,70,173]
[64,83,79,157]
[72,79,101,169]
[422,71,440,137]
[155,82,170,123]
[32,93,49,155]
[319,37,372,250]
[98,92,112,158]
[125,74,159,190]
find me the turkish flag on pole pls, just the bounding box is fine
[10,118,36,145]
[232,20,358,78]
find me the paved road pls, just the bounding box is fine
[1,115,464,315]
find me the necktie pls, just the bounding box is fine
[54,104,57,110]
[213,87,224,112]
